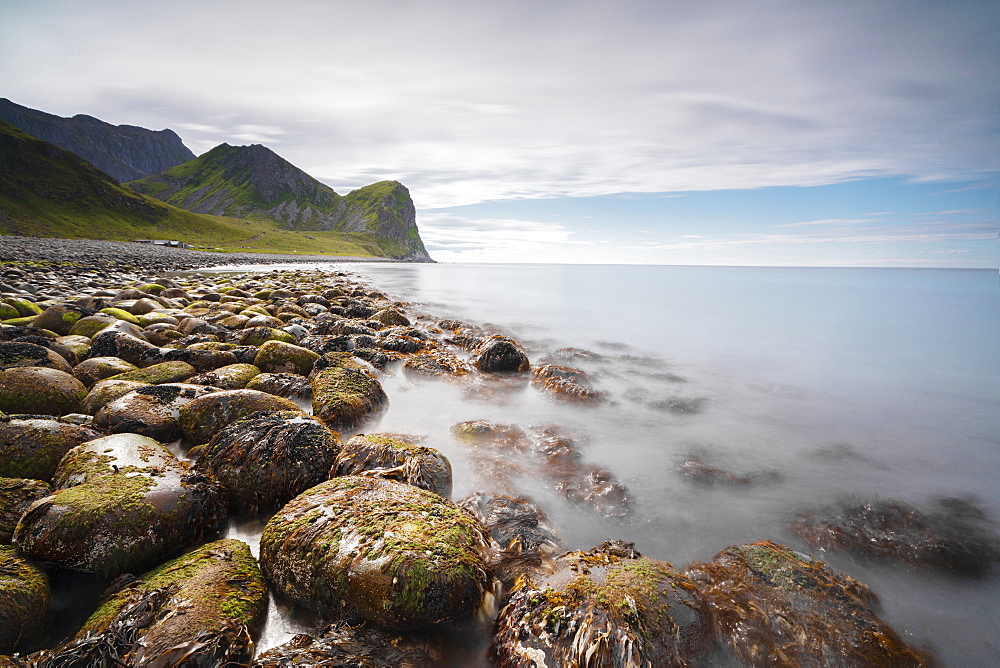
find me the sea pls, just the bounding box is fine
[209,262,999,665]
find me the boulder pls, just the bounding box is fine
[187,363,261,390]
[81,379,149,415]
[253,622,434,667]
[492,541,710,667]
[105,360,196,385]
[0,478,51,543]
[531,364,604,403]
[177,389,303,446]
[14,433,226,577]
[0,367,87,415]
[0,545,49,654]
[72,356,139,387]
[469,336,530,374]
[334,433,453,498]
[32,539,266,666]
[195,411,340,514]
[92,383,221,442]
[686,540,932,666]
[311,356,388,430]
[402,351,472,379]
[253,340,320,376]
[67,314,118,338]
[32,304,90,336]
[245,372,312,399]
[260,476,492,631]
[371,308,410,327]
[0,417,100,481]
[0,341,72,374]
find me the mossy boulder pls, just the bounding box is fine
[0,417,100,481]
[3,297,43,318]
[187,363,261,390]
[32,304,90,336]
[14,433,226,577]
[67,314,119,339]
[311,363,388,431]
[245,372,312,399]
[87,330,158,366]
[254,340,321,376]
[0,341,72,374]
[686,540,932,666]
[372,308,411,327]
[195,411,340,514]
[470,335,530,374]
[99,307,141,325]
[35,539,266,666]
[81,379,149,415]
[0,367,87,415]
[244,314,283,329]
[54,334,92,363]
[106,360,197,385]
[228,326,296,347]
[0,303,18,320]
[492,541,710,667]
[72,356,140,387]
[334,433,453,498]
[260,476,493,631]
[93,383,222,441]
[177,389,303,446]
[0,545,49,654]
[0,478,52,544]
[128,298,161,316]
[150,347,239,372]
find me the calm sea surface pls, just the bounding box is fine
[215,262,999,665]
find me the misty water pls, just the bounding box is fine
[216,262,998,664]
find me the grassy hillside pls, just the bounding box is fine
[0,120,400,257]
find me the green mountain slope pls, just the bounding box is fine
[129,143,431,261]
[0,120,404,258]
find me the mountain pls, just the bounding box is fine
[0,98,195,182]
[129,143,431,260]
[0,120,407,259]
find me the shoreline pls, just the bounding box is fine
[0,235,405,272]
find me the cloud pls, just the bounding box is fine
[775,218,878,229]
[418,213,590,261]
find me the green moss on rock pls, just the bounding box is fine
[0,545,49,654]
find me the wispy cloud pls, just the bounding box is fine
[775,218,878,228]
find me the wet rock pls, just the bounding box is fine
[106,360,196,385]
[15,433,226,577]
[86,330,158,366]
[298,333,353,355]
[253,622,435,667]
[245,372,312,399]
[195,411,340,514]
[0,478,51,543]
[81,379,149,415]
[0,367,87,415]
[403,351,472,379]
[187,362,261,390]
[677,456,754,485]
[228,326,296,347]
[33,539,266,666]
[333,433,453,498]
[378,334,424,354]
[72,356,139,387]
[371,308,410,328]
[32,304,91,336]
[3,297,43,317]
[0,341,72,374]
[650,396,707,414]
[0,417,100,481]
[459,493,562,593]
[311,354,388,430]
[254,339,320,376]
[470,335,530,374]
[531,364,604,403]
[67,314,118,338]
[92,383,221,441]
[791,498,999,576]
[260,476,493,631]
[0,545,49,654]
[54,335,92,365]
[177,389,303,446]
[492,540,710,667]
[687,540,932,666]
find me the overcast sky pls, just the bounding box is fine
[1,0,996,266]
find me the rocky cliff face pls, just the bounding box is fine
[130,144,432,261]
[0,98,195,183]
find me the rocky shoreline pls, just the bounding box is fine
[1,244,991,665]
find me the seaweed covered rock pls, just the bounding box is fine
[791,498,999,576]
[531,364,604,404]
[33,539,266,666]
[0,341,73,374]
[260,476,493,631]
[492,540,710,667]
[0,417,100,481]
[0,367,87,416]
[245,372,313,399]
[333,433,453,498]
[86,330,158,366]
[178,389,304,446]
[254,340,320,376]
[0,545,49,654]
[92,383,221,441]
[0,478,51,543]
[459,493,562,594]
[686,540,931,667]
[470,336,530,374]
[196,411,340,514]
[253,622,435,667]
[311,355,388,430]
[14,433,226,577]
[402,351,472,380]
[187,362,261,390]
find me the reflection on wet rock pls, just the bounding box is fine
[686,540,932,666]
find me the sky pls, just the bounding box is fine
[1,0,997,266]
